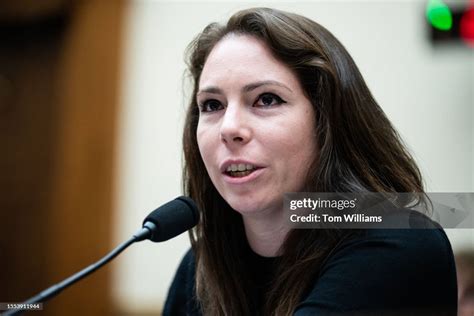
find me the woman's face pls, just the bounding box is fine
[196,34,317,218]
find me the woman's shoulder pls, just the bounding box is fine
[341,207,455,264]
[168,248,196,287]
[295,212,458,315]
[162,248,200,316]
[336,223,456,284]
[178,248,196,270]
[359,208,455,261]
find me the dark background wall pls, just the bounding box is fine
[0,1,125,315]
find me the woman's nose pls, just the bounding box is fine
[219,105,251,145]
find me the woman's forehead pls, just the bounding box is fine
[198,35,301,92]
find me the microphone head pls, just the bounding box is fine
[143,196,199,242]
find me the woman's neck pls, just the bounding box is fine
[242,211,289,257]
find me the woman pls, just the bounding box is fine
[164,8,457,315]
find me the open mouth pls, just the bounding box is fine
[225,164,258,178]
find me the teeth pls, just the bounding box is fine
[226,164,256,172]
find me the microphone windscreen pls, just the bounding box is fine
[143,196,199,242]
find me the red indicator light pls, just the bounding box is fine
[460,7,474,47]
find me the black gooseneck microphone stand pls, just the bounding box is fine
[2,223,156,316]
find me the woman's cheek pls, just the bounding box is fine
[197,126,216,173]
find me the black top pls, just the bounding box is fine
[163,211,458,315]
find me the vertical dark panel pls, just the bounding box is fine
[0,11,67,306]
[45,1,125,315]
[0,0,125,315]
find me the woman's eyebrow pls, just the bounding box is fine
[197,80,293,96]
[243,80,293,93]
[197,86,223,96]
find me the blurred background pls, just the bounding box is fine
[1,0,472,315]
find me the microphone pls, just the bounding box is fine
[3,196,199,316]
[139,196,199,242]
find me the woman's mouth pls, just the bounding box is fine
[225,163,257,178]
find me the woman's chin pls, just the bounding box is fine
[225,196,280,218]
[224,196,261,214]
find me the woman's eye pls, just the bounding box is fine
[200,99,224,112]
[254,93,286,108]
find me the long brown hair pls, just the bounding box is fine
[182,7,424,315]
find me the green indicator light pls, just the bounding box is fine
[426,0,453,31]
